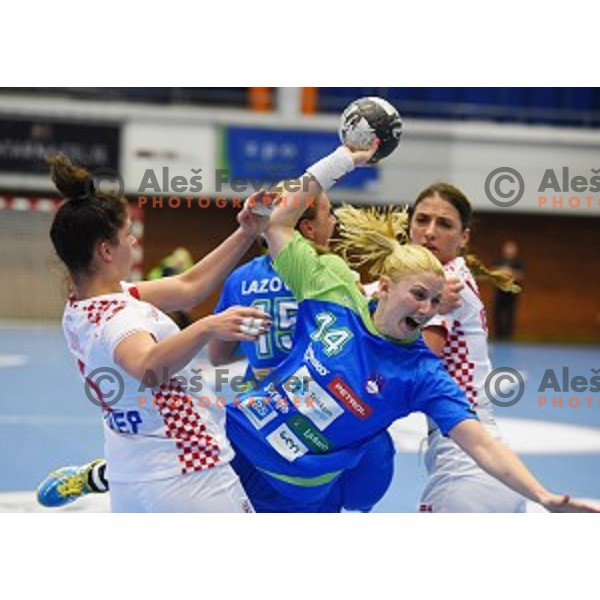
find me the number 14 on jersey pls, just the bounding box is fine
[310,312,353,356]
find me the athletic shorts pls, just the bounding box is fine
[230,430,395,513]
[420,428,526,513]
[110,463,253,513]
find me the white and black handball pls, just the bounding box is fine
[338,97,403,163]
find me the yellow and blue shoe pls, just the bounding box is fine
[37,459,108,508]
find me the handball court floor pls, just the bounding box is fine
[1,322,599,512]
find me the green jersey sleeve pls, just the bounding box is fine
[273,232,375,329]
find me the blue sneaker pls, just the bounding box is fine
[37,459,106,508]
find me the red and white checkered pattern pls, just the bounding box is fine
[442,320,477,406]
[68,297,127,326]
[0,195,144,281]
[154,381,221,474]
[0,196,60,212]
[427,256,494,411]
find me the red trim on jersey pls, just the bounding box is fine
[464,279,480,298]
[127,285,141,300]
[77,359,114,413]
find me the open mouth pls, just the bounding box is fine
[405,316,420,330]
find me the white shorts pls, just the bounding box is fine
[110,464,254,513]
[420,426,527,513]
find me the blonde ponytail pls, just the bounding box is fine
[334,205,443,281]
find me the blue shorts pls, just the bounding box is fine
[336,430,395,511]
[230,430,395,513]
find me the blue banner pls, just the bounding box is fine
[224,127,378,190]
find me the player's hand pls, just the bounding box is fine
[438,277,464,314]
[238,192,273,236]
[540,493,600,513]
[346,138,380,167]
[203,306,271,342]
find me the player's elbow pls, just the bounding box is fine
[449,419,501,469]
[449,419,488,455]
[173,276,203,311]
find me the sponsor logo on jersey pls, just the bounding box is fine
[240,395,278,429]
[304,344,330,376]
[292,365,343,430]
[264,382,290,414]
[365,373,386,395]
[266,424,309,462]
[327,376,372,419]
[287,414,333,454]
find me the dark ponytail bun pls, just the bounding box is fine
[48,154,128,277]
[47,154,95,201]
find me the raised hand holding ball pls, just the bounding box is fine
[339,97,403,163]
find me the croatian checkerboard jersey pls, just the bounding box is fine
[419,256,525,512]
[226,232,477,502]
[62,283,233,484]
[425,256,496,424]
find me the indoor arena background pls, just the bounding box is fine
[0,87,598,511]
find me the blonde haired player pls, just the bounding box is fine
[40,145,598,513]
[362,183,531,511]
[223,142,597,513]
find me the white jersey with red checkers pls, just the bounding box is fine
[420,257,526,511]
[425,256,496,426]
[62,282,233,484]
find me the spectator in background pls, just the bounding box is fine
[493,240,524,340]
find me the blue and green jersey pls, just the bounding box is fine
[226,232,476,501]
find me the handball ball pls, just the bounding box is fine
[338,97,403,163]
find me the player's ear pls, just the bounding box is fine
[97,239,113,264]
[460,227,471,252]
[378,276,391,298]
[297,218,313,240]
